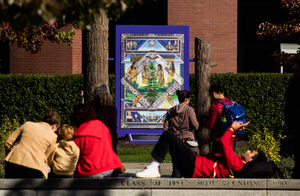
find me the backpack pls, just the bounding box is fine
[217,100,246,137]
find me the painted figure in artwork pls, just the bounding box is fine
[127,62,138,82]
[142,63,150,84]
[157,64,165,87]
[166,62,175,84]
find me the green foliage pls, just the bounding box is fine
[0,73,292,135]
[118,146,171,163]
[0,116,21,177]
[249,128,285,162]
[275,155,295,179]
[209,73,292,136]
[145,61,160,103]
[0,0,141,31]
[0,0,142,53]
[0,116,20,154]
[0,74,83,125]
[109,74,116,103]
[0,23,76,53]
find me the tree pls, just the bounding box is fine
[0,0,142,100]
[257,0,300,69]
[83,11,109,102]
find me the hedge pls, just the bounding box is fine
[190,73,293,136]
[0,74,83,125]
[0,73,293,136]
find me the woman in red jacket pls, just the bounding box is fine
[71,104,124,178]
[136,121,274,178]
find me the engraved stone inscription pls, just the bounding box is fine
[270,181,288,187]
[196,180,216,187]
[152,180,161,186]
[168,180,183,187]
[121,180,146,187]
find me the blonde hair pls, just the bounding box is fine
[58,124,75,141]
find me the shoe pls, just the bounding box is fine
[136,165,161,178]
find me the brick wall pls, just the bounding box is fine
[9,0,237,74]
[10,28,82,74]
[168,0,237,73]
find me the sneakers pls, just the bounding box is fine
[136,165,161,178]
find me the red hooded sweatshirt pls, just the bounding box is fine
[192,128,245,178]
[74,120,123,177]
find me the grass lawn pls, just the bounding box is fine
[118,146,172,163]
[118,146,247,163]
[117,139,248,163]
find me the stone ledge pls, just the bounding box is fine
[0,178,299,190]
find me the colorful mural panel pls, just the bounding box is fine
[116,26,189,138]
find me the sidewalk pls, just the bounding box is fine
[121,162,173,178]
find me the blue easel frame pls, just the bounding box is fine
[115,25,189,143]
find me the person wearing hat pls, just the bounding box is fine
[136,121,274,178]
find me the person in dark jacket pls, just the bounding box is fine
[136,121,274,178]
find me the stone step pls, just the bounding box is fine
[0,178,300,196]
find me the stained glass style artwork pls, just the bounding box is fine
[116,26,189,139]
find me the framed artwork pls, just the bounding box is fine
[115,25,189,143]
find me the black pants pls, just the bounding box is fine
[151,131,196,178]
[5,162,44,178]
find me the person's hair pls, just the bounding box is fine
[236,150,274,178]
[209,85,225,95]
[42,109,61,127]
[93,83,113,106]
[158,64,162,70]
[176,90,190,103]
[71,104,97,127]
[131,62,136,69]
[58,124,74,141]
[251,150,268,162]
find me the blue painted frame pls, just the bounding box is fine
[115,25,189,143]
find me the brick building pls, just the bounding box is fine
[6,0,285,74]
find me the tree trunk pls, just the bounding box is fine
[194,37,211,155]
[83,11,109,102]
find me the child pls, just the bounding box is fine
[48,124,80,178]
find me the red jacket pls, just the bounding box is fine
[204,97,231,141]
[74,120,123,177]
[192,128,244,178]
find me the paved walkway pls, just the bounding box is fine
[121,163,173,178]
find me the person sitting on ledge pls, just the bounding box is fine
[136,121,274,178]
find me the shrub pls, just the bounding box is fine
[190,73,292,137]
[248,128,285,162]
[275,155,295,179]
[0,73,292,137]
[0,116,22,177]
[0,74,83,125]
